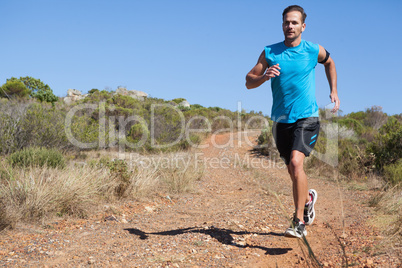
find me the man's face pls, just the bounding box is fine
[282,11,305,42]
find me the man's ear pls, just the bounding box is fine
[302,23,306,32]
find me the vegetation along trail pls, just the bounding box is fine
[0,132,400,267]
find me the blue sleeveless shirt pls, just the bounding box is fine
[265,40,319,123]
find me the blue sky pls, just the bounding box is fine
[1,0,401,116]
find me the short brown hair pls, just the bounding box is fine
[282,5,307,23]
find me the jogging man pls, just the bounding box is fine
[245,5,340,238]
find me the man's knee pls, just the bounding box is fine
[288,151,305,176]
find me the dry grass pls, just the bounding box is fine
[0,164,111,230]
[0,151,204,231]
[129,152,204,194]
[369,184,402,249]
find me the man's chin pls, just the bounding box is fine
[285,37,296,42]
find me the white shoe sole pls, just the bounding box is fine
[284,227,307,238]
[305,189,317,225]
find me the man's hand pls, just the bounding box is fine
[246,51,280,89]
[330,92,340,113]
[264,64,281,80]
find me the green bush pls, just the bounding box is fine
[128,123,150,145]
[8,147,66,169]
[106,159,134,198]
[67,110,101,149]
[338,140,367,179]
[383,160,402,185]
[336,118,364,135]
[88,88,99,94]
[348,111,366,121]
[88,155,111,169]
[23,103,69,149]
[191,104,204,109]
[0,100,30,154]
[255,125,276,156]
[0,100,75,155]
[368,117,402,170]
[0,80,30,99]
[152,105,184,146]
[171,98,186,104]
[6,76,58,103]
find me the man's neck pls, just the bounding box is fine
[284,38,302,47]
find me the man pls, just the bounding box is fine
[245,5,340,238]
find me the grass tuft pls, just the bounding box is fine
[0,151,203,231]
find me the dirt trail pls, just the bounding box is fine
[0,132,400,267]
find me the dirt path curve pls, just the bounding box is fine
[0,132,400,267]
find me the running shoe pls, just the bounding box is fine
[284,217,307,238]
[304,189,317,225]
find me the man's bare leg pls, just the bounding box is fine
[287,150,310,221]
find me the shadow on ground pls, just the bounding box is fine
[124,226,292,256]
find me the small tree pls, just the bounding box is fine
[0,80,30,99]
[7,76,58,103]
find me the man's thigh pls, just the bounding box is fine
[272,121,294,165]
[292,117,320,157]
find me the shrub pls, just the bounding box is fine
[171,98,186,104]
[8,147,66,169]
[338,140,366,179]
[0,99,30,154]
[336,118,363,136]
[128,123,150,144]
[0,100,74,155]
[68,114,101,148]
[0,80,30,99]
[255,125,277,157]
[88,88,99,94]
[191,104,204,109]
[82,89,111,103]
[348,111,366,121]
[383,160,402,185]
[368,117,402,171]
[23,103,69,149]
[152,105,184,147]
[107,159,132,198]
[6,76,58,103]
[209,106,222,112]
[31,88,58,103]
[364,106,387,130]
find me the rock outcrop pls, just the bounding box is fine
[63,89,87,105]
[114,87,148,101]
[63,87,149,104]
[178,100,191,108]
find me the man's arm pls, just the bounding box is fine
[318,45,340,113]
[246,51,280,89]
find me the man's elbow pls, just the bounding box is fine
[323,57,335,67]
[245,80,256,90]
[245,75,254,89]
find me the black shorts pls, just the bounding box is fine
[272,117,320,165]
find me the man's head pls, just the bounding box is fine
[282,5,306,44]
[282,5,306,23]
